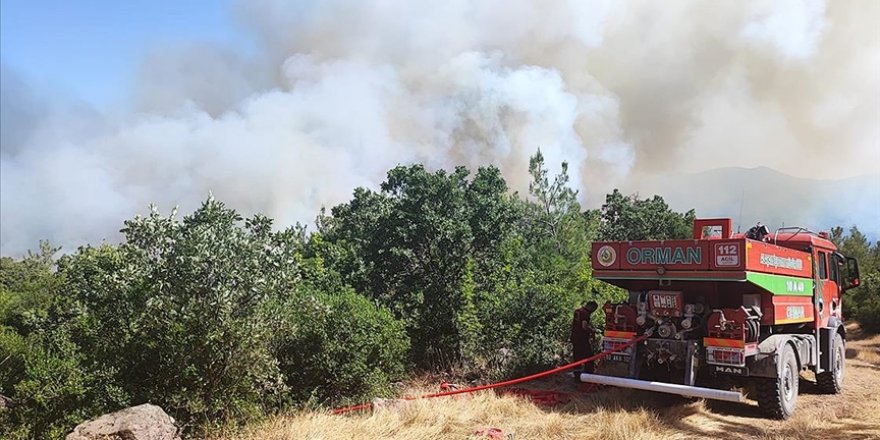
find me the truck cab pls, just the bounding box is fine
[582,218,861,419]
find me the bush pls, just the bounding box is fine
[0,242,62,334]
[52,201,302,430]
[1,327,128,440]
[0,325,27,394]
[273,287,410,405]
[848,271,880,332]
[0,199,418,438]
[465,276,578,378]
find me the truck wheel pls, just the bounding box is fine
[817,332,845,394]
[756,343,799,419]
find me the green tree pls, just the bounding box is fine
[832,226,880,331]
[525,150,582,249]
[833,226,878,272]
[0,240,62,333]
[460,151,611,376]
[56,201,299,428]
[597,189,695,241]
[318,165,518,367]
[847,271,880,332]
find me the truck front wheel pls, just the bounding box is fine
[817,332,845,394]
[756,343,799,419]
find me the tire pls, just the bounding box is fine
[756,343,799,419]
[817,332,845,394]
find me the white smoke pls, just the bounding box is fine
[1,0,879,255]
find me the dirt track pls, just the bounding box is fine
[220,324,880,440]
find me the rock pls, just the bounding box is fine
[0,394,12,410]
[66,404,180,440]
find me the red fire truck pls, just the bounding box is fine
[581,218,861,418]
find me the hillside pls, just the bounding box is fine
[623,167,880,239]
[219,324,880,440]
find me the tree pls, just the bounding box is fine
[526,150,582,247]
[597,189,695,241]
[0,241,62,333]
[832,226,880,331]
[315,155,603,373]
[56,200,299,427]
[318,165,491,366]
[833,226,877,273]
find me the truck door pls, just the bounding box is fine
[816,250,839,327]
[828,252,845,320]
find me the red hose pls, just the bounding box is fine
[332,333,649,415]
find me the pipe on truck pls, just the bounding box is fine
[579,373,745,403]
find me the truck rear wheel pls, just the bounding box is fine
[817,332,845,394]
[756,343,798,419]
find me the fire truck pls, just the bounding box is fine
[581,218,861,419]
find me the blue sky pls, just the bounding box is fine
[0,0,247,106]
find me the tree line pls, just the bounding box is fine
[1,151,876,438]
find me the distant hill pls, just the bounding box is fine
[623,167,880,240]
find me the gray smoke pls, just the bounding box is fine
[2,0,879,255]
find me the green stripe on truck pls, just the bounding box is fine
[745,272,813,296]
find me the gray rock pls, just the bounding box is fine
[66,404,180,440]
[0,394,11,409]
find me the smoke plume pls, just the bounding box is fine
[2,0,879,255]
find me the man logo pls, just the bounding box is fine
[713,365,746,375]
[597,245,616,267]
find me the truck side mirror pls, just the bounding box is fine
[843,256,861,291]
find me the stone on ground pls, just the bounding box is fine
[66,403,180,440]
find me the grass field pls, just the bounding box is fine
[218,324,880,440]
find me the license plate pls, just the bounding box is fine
[607,354,629,363]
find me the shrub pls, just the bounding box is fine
[0,325,27,394]
[1,327,128,440]
[466,276,578,378]
[50,201,303,430]
[273,287,410,405]
[0,242,62,334]
[848,271,880,332]
[1,199,416,438]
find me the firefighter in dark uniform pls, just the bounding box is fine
[571,300,599,375]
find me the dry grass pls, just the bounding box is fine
[856,349,880,365]
[217,324,880,440]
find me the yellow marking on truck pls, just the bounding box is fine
[703,338,745,348]
[774,316,814,324]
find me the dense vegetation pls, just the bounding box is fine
[830,227,880,332]
[1,151,876,439]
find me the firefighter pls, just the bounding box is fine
[571,300,599,376]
